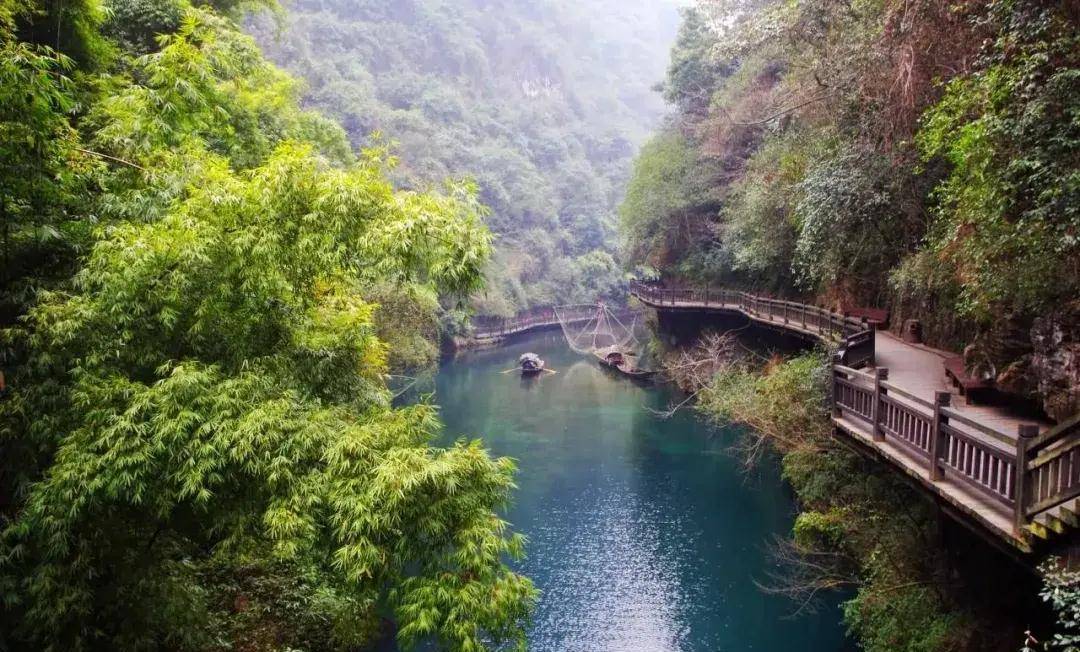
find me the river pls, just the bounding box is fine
[430,330,853,651]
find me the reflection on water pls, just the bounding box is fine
[532,486,686,651]
[432,331,852,652]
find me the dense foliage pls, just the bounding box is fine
[250,0,681,315]
[0,1,536,649]
[621,0,1079,414]
[1039,559,1080,650]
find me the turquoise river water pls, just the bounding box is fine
[430,330,853,652]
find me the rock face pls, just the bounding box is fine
[1030,302,1080,422]
[996,357,1036,397]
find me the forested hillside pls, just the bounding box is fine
[0,1,535,649]
[623,0,1079,421]
[251,0,681,315]
[627,2,1080,650]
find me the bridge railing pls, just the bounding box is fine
[1022,415,1080,525]
[629,281,874,368]
[628,281,868,340]
[470,305,596,339]
[832,364,1080,535]
[630,281,1080,535]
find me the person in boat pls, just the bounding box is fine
[519,352,545,375]
[604,350,625,366]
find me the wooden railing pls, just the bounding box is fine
[832,364,1080,535]
[630,280,1080,539]
[629,281,875,368]
[1022,414,1080,522]
[470,305,596,340]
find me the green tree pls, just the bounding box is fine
[0,2,88,313]
[0,4,534,650]
[619,129,720,269]
[661,6,731,116]
[1,140,530,651]
[250,0,682,311]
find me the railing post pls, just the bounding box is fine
[705,284,710,306]
[1014,424,1039,534]
[872,368,888,442]
[830,353,843,419]
[929,391,951,481]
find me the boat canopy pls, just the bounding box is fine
[519,353,543,370]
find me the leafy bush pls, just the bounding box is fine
[620,129,722,270]
[1037,559,1080,651]
[698,352,831,455]
[917,0,1080,322]
[720,129,820,291]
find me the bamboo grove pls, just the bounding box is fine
[0,1,537,649]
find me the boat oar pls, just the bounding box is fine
[543,368,558,374]
[500,367,519,374]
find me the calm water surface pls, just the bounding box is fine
[432,331,852,652]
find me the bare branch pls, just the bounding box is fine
[74,148,148,171]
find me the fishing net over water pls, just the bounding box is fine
[553,304,639,355]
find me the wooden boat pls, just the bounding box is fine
[594,347,655,380]
[519,352,546,376]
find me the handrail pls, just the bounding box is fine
[1027,412,1080,452]
[879,380,935,410]
[831,361,1072,537]
[1022,414,1080,518]
[832,368,1030,523]
[470,304,613,339]
[633,280,1080,541]
[834,364,874,381]
[939,407,1018,448]
[629,281,869,339]
[630,281,875,368]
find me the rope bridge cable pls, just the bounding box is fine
[553,304,640,356]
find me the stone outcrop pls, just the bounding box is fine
[1029,302,1080,422]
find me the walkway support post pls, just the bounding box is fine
[830,353,844,420]
[872,368,888,442]
[1014,424,1039,534]
[930,391,951,481]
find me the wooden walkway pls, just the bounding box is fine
[469,306,595,343]
[874,332,1050,437]
[630,282,1080,552]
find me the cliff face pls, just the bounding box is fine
[618,1,1079,423]
[1030,304,1080,421]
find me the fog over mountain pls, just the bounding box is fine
[253,0,681,314]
